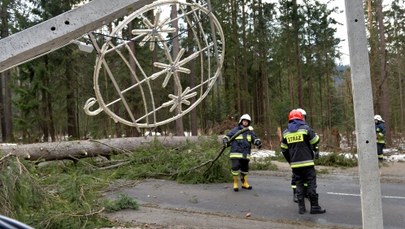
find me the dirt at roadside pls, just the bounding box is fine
[320,160,405,184]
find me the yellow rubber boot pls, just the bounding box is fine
[233,176,239,192]
[241,174,252,190]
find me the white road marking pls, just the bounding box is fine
[327,192,405,200]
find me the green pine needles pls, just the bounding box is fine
[103,194,139,212]
[0,136,231,228]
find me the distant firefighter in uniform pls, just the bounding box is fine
[374,115,386,161]
[281,109,325,214]
[223,114,262,192]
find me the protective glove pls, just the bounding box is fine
[314,151,319,159]
[223,138,230,147]
[313,145,319,159]
[254,139,262,149]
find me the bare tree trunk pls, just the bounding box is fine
[292,0,303,107]
[367,0,379,109]
[398,58,404,132]
[231,0,241,113]
[171,4,184,136]
[66,54,79,140]
[42,56,56,142]
[185,4,198,136]
[392,15,404,132]
[0,71,13,142]
[207,0,222,126]
[0,1,13,142]
[376,0,390,143]
[128,20,140,137]
[0,136,221,162]
[240,0,249,113]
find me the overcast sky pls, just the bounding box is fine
[265,0,395,65]
[327,0,394,65]
[329,1,349,65]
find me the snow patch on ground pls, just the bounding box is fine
[251,150,276,158]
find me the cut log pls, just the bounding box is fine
[0,136,217,162]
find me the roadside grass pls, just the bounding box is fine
[250,156,278,171]
[316,153,358,167]
[0,137,357,228]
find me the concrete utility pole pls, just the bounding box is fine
[0,0,154,73]
[344,1,384,229]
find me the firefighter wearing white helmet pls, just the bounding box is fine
[296,108,306,119]
[374,114,385,161]
[223,114,262,191]
[239,114,251,124]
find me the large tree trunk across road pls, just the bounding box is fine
[0,136,215,162]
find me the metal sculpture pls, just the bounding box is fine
[84,0,225,130]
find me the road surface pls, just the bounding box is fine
[104,162,405,229]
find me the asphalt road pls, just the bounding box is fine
[105,171,405,229]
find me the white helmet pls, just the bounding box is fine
[374,114,384,122]
[296,108,307,116]
[239,114,251,124]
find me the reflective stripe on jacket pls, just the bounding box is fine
[224,125,259,159]
[375,122,385,144]
[281,120,320,168]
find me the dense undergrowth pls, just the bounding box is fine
[0,136,357,228]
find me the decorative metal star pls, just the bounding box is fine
[149,45,210,88]
[162,87,198,112]
[150,48,194,88]
[131,10,176,51]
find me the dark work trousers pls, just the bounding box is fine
[292,166,318,201]
[377,143,384,160]
[231,158,250,175]
[291,174,308,188]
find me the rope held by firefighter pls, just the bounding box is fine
[205,126,254,172]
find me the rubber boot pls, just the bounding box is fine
[233,176,239,192]
[293,188,298,203]
[310,196,326,214]
[298,198,306,214]
[241,174,252,190]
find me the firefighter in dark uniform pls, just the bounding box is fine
[374,115,386,161]
[281,109,326,214]
[290,108,317,202]
[223,114,262,192]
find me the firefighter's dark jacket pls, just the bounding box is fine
[281,119,320,168]
[224,125,260,159]
[375,121,386,144]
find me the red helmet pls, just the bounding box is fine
[288,109,303,121]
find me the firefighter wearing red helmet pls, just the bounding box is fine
[290,108,319,202]
[281,109,325,214]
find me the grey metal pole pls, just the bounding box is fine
[0,0,154,73]
[344,1,384,228]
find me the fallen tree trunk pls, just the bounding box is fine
[0,136,218,162]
